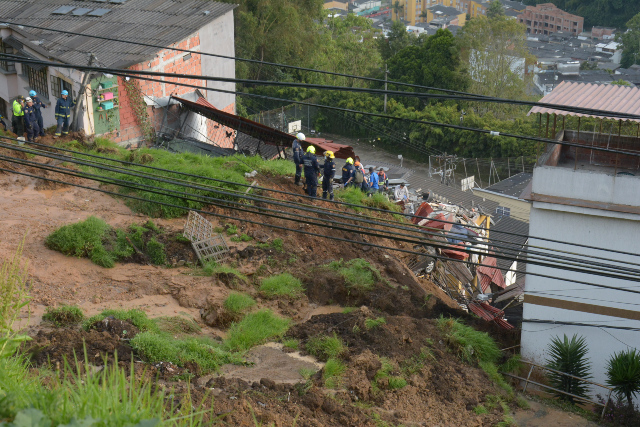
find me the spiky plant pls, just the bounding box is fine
[546,334,592,403]
[606,349,640,407]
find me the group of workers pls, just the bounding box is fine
[292,132,410,202]
[7,89,75,142]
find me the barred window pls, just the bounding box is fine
[51,76,73,101]
[24,65,49,99]
[0,39,16,73]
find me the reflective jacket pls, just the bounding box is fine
[55,97,75,119]
[12,100,24,117]
[292,139,303,164]
[32,96,46,115]
[323,159,336,181]
[341,163,355,184]
[302,152,320,175]
[23,105,38,127]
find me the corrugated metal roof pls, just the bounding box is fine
[491,216,529,273]
[406,174,500,214]
[477,256,506,292]
[485,172,532,199]
[3,0,236,68]
[529,81,640,123]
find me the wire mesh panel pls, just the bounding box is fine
[192,235,229,264]
[183,211,214,243]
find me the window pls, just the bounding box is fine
[50,75,73,100]
[496,207,511,217]
[23,64,49,99]
[0,39,16,73]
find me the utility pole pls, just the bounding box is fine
[384,63,388,114]
[72,53,97,132]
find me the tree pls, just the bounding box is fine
[392,1,404,21]
[546,334,592,404]
[486,0,505,19]
[611,79,632,86]
[620,12,640,68]
[378,20,414,62]
[606,349,640,407]
[457,15,535,115]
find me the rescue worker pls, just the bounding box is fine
[322,151,336,201]
[23,97,40,143]
[341,157,356,188]
[292,132,305,185]
[302,145,320,197]
[0,113,7,132]
[29,90,46,137]
[368,166,379,195]
[11,96,25,136]
[378,167,389,191]
[54,90,75,138]
[354,160,367,191]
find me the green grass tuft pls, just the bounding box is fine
[283,338,300,350]
[401,346,435,376]
[223,292,256,314]
[154,316,201,334]
[259,273,304,298]
[323,358,346,389]
[200,263,247,283]
[224,309,291,352]
[42,305,85,327]
[436,316,501,364]
[306,333,345,361]
[230,233,252,242]
[334,187,401,213]
[473,405,489,415]
[374,357,407,391]
[479,360,513,396]
[364,317,386,330]
[342,307,357,314]
[146,238,166,265]
[45,216,113,267]
[83,309,160,333]
[388,377,408,390]
[326,258,383,291]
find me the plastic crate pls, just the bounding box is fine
[101,101,114,110]
[102,92,114,100]
[100,81,113,89]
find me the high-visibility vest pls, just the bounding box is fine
[12,100,24,117]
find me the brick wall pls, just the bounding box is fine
[205,102,236,149]
[112,32,234,147]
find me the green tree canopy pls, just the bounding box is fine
[619,12,640,68]
[486,0,505,19]
[378,20,416,62]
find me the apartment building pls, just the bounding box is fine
[518,3,583,36]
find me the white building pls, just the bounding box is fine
[524,82,640,402]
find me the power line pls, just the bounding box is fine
[523,319,640,332]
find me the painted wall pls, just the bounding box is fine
[474,190,531,222]
[200,11,236,113]
[522,166,640,403]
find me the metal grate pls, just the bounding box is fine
[183,210,215,243]
[183,211,229,264]
[191,235,229,265]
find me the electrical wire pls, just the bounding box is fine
[523,319,640,332]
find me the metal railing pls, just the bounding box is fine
[500,359,613,419]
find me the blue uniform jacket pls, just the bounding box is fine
[55,97,75,119]
[32,96,46,116]
[23,105,38,127]
[302,153,320,174]
[341,164,355,184]
[369,172,380,189]
[323,160,336,180]
[292,140,303,164]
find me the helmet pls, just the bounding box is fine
[346,157,354,164]
[306,145,316,154]
[61,90,69,96]
[354,161,361,167]
[25,97,32,103]
[296,132,306,141]
[324,151,335,159]
[29,90,36,97]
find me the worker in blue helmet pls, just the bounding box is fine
[29,90,46,137]
[54,89,75,138]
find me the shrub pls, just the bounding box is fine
[436,316,501,364]
[42,306,84,327]
[306,333,345,361]
[224,309,291,352]
[259,273,304,298]
[364,317,386,330]
[323,358,346,388]
[326,258,382,291]
[145,238,166,265]
[223,293,256,314]
[606,349,640,407]
[546,334,592,403]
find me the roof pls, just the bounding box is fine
[484,172,532,199]
[2,0,236,68]
[490,216,529,273]
[476,256,506,292]
[529,81,640,123]
[304,138,356,160]
[428,5,462,17]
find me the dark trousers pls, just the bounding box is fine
[305,174,318,197]
[295,163,302,184]
[322,178,334,200]
[55,116,70,136]
[36,113,45,136]
[0,119,6,131]
[12,116,24,136]
[25,122,40,142]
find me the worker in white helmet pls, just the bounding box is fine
[292,132,305,185]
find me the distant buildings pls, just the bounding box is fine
[518,3,584,36]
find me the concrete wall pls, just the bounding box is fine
[522,162,640,403]
[200,11,236,113]
[474,190,531,222]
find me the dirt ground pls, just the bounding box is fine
[0,137,578,426]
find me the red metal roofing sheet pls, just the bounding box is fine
[477,256,506,292]
[468,302,514,330]
[304,138,356,160]
[529,81,640,123]
[412,202,435,224]
[441,245,469,261]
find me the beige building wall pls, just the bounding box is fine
[474,190,531,222]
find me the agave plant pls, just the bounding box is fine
[546,334,592,403]
[606,349,640,407]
